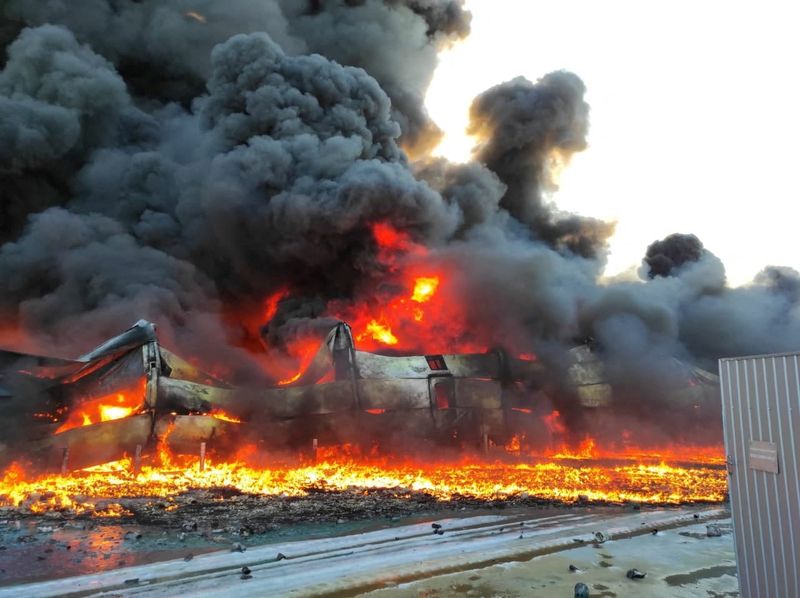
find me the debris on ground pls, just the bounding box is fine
[626,568,647,579]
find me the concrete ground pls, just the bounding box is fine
[366,519,738,598]
[0,506,736,597]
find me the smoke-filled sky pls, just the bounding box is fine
[426,0,800,286]
[1,0,799,443]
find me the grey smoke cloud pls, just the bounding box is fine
[469,71,614,258]
[2,0,467,152]
[0,4,798,444]
[642,232,705,279]
[280,0,470,156]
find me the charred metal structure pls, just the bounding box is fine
[0,321,547,471]
[0,321,720,472]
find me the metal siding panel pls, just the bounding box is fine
[722,359,751,594]
[736,362,766,596]
[771,358,790,598]
[737,361,769,596]
[721,352,800,598]
[754,358,781,597]
[757,359,779,598]
[732,361,759,593]
[789,355,800,591]
[769,357,800,596]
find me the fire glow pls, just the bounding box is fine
[0,220,728,518]
[0,441,727,516]
[267,224,468,383]
[322,223,482,356]
[55,381,146,434]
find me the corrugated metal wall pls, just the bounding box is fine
[719,353,800,598]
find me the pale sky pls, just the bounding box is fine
[425,0,800,286]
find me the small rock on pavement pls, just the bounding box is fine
[569,564,579,572]
[574,582,590,598]
[626,568,647,579]
[706,524,722,537]
[231,543,246,553]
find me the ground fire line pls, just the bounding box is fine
[0,314,725,516]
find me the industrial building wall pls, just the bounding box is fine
[719,353,800,598]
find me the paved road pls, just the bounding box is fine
[0,506,728,597]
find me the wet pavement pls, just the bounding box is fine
[0,506,729,597]
[0,504,557,587]
[366,518,738,597]
[0,519,222,585]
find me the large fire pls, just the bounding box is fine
[260,223,482,384]
[319,223,482,356]
[0,221,728,520]
[0,440,726,517]
[55,381,147,434]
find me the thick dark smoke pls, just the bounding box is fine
[281,0,470,157]
[643,232,705,278]
[469,72,614,258]
[0,2,798,446]
[2,0,467,155]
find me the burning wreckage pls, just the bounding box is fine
[0,320,720,473]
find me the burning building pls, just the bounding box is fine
[0,316,720,476]
[0,0,796,535]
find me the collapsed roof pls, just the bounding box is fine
[0,320,719,472]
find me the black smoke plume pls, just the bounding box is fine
[0,2,798,446]
[469,72,614,258]
[643,233,705,279]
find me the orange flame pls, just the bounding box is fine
[543,409,567,436]
[263,287,288,323]
[277,337,323,385]
[372,222,408,251]
[0,440,727,516]
[55,381,146,434]
[358,319,398,345]
[209,410,242,424]
[411,276,439,303]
